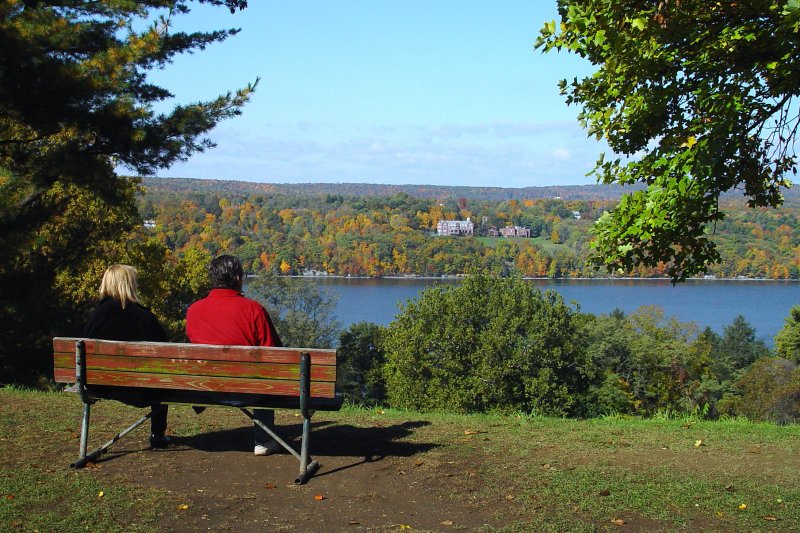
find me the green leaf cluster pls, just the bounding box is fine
[538,0,800,282]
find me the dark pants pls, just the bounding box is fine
[253,409,275,446]
[91,386,168,435]
[150,404,168,435]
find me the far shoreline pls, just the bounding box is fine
[246,274,800,283]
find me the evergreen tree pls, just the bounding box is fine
[0,0,254,383]
[775,305,800,363]
[720,315,771,370]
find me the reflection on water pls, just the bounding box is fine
[248,277,800,344]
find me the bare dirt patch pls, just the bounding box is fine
[72,410,501,532]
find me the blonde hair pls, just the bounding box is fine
[99,264,140,309]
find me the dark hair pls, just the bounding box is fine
[209,255,244,289]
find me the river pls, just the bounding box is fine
[283,278,799,345]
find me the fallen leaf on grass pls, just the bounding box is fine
[348,520,360,525]
[464,429,486,435]
[715,511,724,518]
[762,516,778,521]
[505,494,515,500]
[313,495,325,501]
[441,520,454,526]
[738,503,747,510]
[414,459,424,467]
[611,518,626,526]
[376,409,385,415]
[264,483,277,490]
[177,504,189,511]
[694,439,704,447]
[5,494,15,500]
[97,491,104,498]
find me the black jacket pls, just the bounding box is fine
[83,297,167,342]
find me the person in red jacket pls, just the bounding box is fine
[186,255,282,456]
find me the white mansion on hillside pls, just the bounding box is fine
[437,218,474,236]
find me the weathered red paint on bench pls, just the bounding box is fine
[52,353,337,382]
[54,368,336,396]
[52,338,337,365]
[53,337,338,399]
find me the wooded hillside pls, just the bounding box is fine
[140,177,800,280]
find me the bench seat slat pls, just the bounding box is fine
[53,338,337,366]
[53,353,336,382]
[53,368,336,397]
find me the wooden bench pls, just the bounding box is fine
[53,337,342,484]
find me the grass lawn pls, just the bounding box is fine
[476,236,566,254]
[1,386,798,531]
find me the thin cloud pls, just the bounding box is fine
[155,120,607,187]
[552,148,572,160]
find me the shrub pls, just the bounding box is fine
[382,274,592,415]
[734,357,800,424]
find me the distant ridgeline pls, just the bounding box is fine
[140,177,643,202]
[137,177,800,279]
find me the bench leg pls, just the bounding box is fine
[296,415,320,485]
[242,408,301,460]
[294,351,320,484]
[72,411,152,468]
[241,408,320,484]
[78,403,91,461]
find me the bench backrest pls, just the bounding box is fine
[53,337,338,398]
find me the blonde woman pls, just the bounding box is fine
[83,264,170,448]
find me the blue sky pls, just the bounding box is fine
[147,1,604,187]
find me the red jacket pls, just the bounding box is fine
[186,289,282,347]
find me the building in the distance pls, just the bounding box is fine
[499,225,531,238]
[437,218,474,236]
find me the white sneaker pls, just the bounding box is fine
[254,440,281,456]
